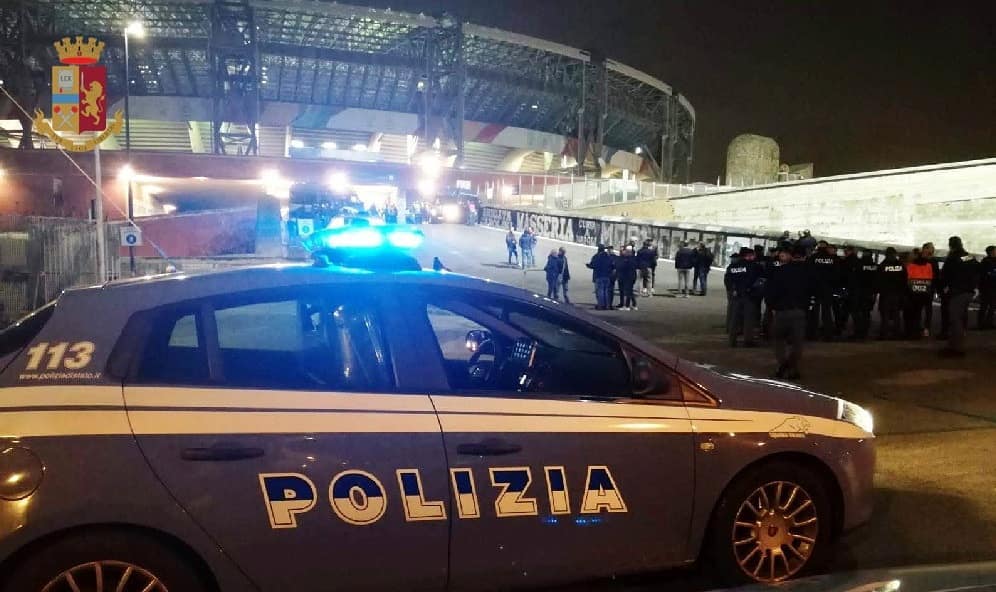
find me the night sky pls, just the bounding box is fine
[350,0,995,181]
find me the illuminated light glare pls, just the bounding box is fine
[323,227,384,249]
[616,422,666,431]
[118,164,136,182]
[259,168,279,184]
[161,203,177,214]
[290,139,305,149]
[322,141,337,150]
[5,473,23,485]
[125,21,145,38]
[531,104,539,110]
[327,171,350,193]
[386,229,424,249]
[500,184,515,198]
[441,203,461,222]
[193,176,208,181]
[418,152,442,178]
[352,143,368,152]
[417,178,436,197]
[634,146,643,154]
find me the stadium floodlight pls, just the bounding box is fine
[531,104,539,110]
[634,146,643,154]
[290,139,305,149]
[125,21,145,38]
[327,171,350,193]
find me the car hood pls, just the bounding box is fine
[720,560,996,592]
[677,359,841,420]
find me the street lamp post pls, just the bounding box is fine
[124,21,143,274]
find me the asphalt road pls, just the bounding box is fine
[413,222,996,589]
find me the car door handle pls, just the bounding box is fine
[456,440,522,456]
[181,446,265,462]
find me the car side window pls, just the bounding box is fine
[134,290,394,392]
[421,290,671,399]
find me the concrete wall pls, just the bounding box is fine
[578,159,996,254]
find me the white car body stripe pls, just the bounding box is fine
[0,387,871,439]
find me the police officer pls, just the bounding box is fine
[765,245,809,379]
[725,247,763,347]
[979,245,996,330]
[940,236,979,357]
[838,245,860,335]
[905,247,936,338]
[849,251,879,340]
[760,246,783,339]
[877,247,906,340]
[725,249,741,334]
[807,241,841,341]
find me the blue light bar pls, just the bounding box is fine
[323,227,384,249]
[312,224,424,253]
[386,229,424,249]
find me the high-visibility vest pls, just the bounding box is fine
[906,261,934,293]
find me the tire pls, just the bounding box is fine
[707,460,835,585]
[2,528,210,592]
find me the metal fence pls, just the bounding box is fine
[0,215,120,325]
[482,206,909,269]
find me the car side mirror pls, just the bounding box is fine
[465,329,493,354]
[630,354,673,398]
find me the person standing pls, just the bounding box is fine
[807,242,841,341]
[505,228,518,266]
[725,249,742,334]
[765,246,810,379]
[693,242,714,295]
[837,245,860,336]
[904,247,936,339]
[877,247,906,340]
[586,246,614,310]
[849,252,879,340]
[606,246,621,309]
[797,230,818,256]
[725,247,763,347]
[544,249,564,301]
[940,236,979,357]
[558,247,572,305]
[636,239,658,296]
[921,242,940,337]
[760,246,784,339]
[978,245,996,330]
[674,241,695,298]
[617,247,639,310]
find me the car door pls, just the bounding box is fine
[406,287,696,590]
[120,285,449,592]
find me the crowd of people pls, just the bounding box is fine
[497,227,996,379]
[726,234,996,379]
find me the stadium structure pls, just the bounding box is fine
[0,0,695,185]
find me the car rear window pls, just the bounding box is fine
[0,302,57,358]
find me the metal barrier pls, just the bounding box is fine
[481,206,909,268]
[0,215,120,325]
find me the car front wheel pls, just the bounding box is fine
[708,460,834,585]
[2,529,210,592]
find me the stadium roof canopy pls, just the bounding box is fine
[2,0,695,178]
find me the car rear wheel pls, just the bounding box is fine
[2,529,210,592]
[708,460,834,585]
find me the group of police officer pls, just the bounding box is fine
[724,235,996,379]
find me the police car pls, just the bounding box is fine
[0,226,875,591]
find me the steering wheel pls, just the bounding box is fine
[467,340,500,385]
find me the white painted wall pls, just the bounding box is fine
[668,159,996,253]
